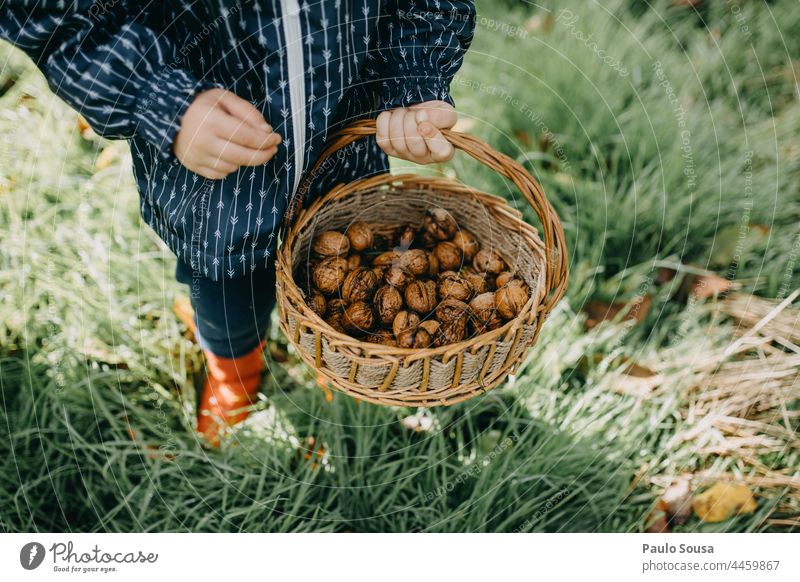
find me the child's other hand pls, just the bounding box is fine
[173,89,282,180]
[376,101,457,164]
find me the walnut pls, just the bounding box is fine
[398,249,430,276]
[435,298,472,324]
[494,271,517,288]
[374,285,403,326]
[307,289,327,318]
[473,249,507,275]
[341,301,375,335]
[396,327,433,349]
[312,231,350,257]
[327,298,348,318]
[394,224,418,250]
[422,208,458,241]
[345,221,374,252]
[346,253,363,272]
[370,265,388,281]
[325,299,348,332]
[384,266,414,291]
[433,241,464,272]
[439,318,467,345]
[426,251,440,277]
[452,229,480,261]
[373,250,401,267]
[495,280,530,319]
[312,257,349,295]
[469,292,496,322]
[419,319,441,337]
[325,312,346,333]
[471,312,503,335]
[419,230,439,249]
[371,232,391,252]
[366,330,396,346]
[437,271,474,302]
[392,310,420,337]
[341,267,379,303]
[405,279,437,314]
[435,318,467,346]
[464,271,491,295]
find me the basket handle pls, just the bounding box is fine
[287,119,568,314]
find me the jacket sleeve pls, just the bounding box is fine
[0,0,212,159]
[367,0,476,109]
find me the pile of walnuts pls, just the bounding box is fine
[299,209,530,348]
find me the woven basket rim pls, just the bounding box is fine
[274,121,567,405]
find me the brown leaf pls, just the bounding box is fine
[692,483,757,523]
[683,273,731,300]
[656,267,677,284]
[514,129,531,147]
[584,295,651,330]
[623,362,656,378]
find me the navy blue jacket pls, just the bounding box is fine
[1,0,475,279]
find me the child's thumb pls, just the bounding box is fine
[414,104,457,129]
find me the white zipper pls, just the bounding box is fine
[280,0,306,196]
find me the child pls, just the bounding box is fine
[1,0,475,444]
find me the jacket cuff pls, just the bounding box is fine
[134,67,217,160]
[377,74,455,110]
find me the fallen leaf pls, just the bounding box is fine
[513,129,531,147]
[584,295,651,330]
[692,482,757,523]
[656,267,678,284]
[623,362,656,378]
[683,273,731,300]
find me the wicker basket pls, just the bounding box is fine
[276,120,567,407]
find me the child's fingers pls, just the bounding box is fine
[388,109,410,157]
[403,112,428,160]
[410,101,458,130]
[194,165,234,180]
[214,115,281,150]
[417,119,454,162]
[217,91,271,130]
[375,111,396,156]
[212,139,278,167]
[195,161,238,180]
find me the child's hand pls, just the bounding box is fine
[173,89,282,180]
[376,101,457,164]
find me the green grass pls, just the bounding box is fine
[0,0,797,532]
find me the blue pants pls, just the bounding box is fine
[175,260,276,359]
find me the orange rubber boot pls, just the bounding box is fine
[197,343,265,445]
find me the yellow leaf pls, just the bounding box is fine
[692,483,757,523]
